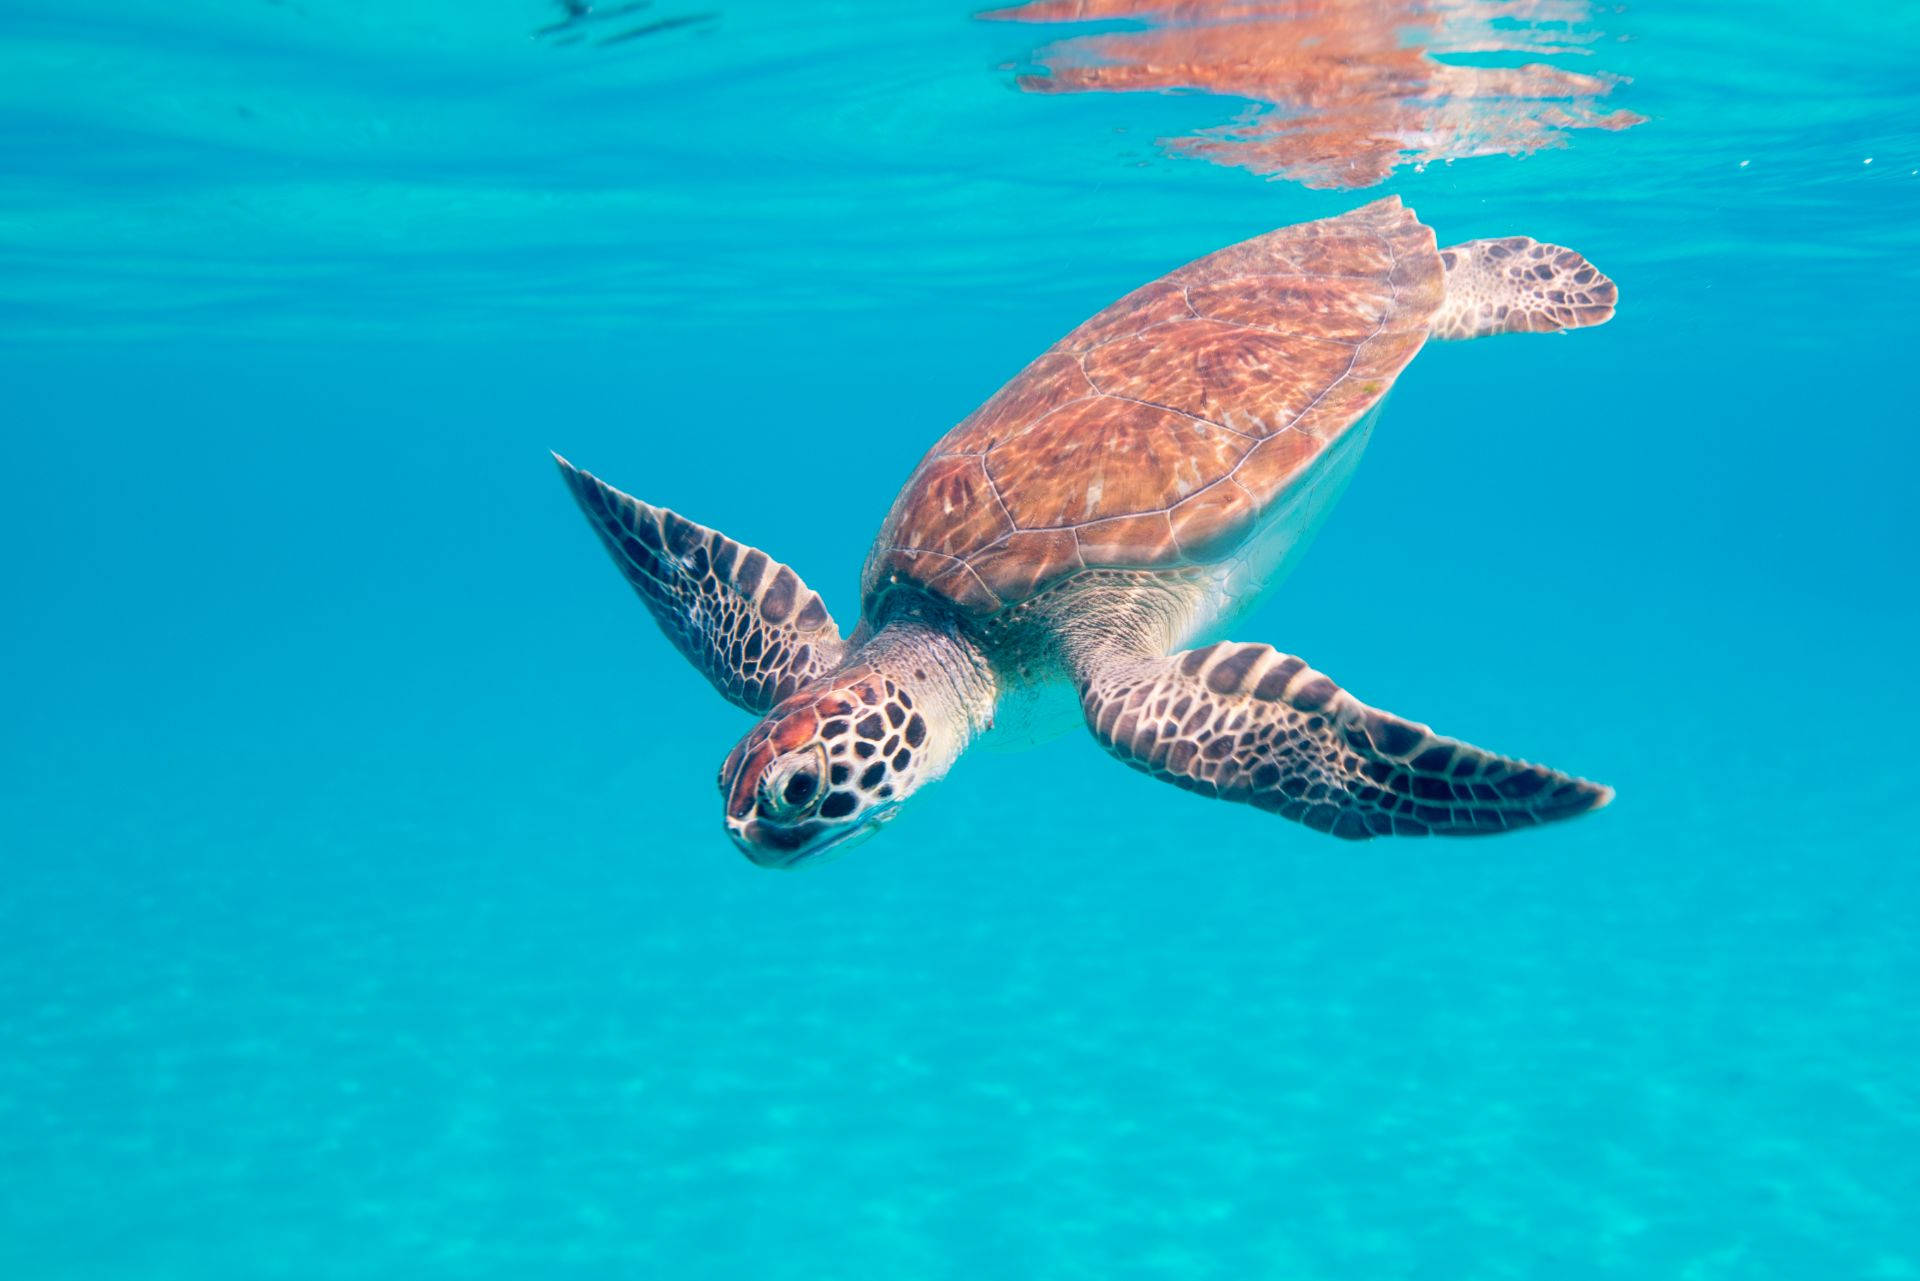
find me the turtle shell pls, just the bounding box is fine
[863,196,1445,618]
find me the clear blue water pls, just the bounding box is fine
[3,1,1917,1277]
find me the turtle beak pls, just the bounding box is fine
[726,816,812,869]
[784,816,888,867]
[725,806,896,869]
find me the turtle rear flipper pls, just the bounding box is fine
[1077,642,1611,839]
[554,454,847,714]
[1432,237,1617,340]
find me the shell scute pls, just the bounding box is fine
[1061,280,1194,354]
[966,529,1083,602]
[1169,480,1256,561]
[983,399,1243,526]
[1272,234,1397,279]
[1185,275,1390,343]
[1074,510,1181,566]
[1231,430,1326,498]
[1292,326,1429,439]
[924,558,1002,613]
[879,454,1013,559]
[1185,226,1391,284]
[933,351,1095,456]
[864,197,1442,618]
[1079,319,1347,439]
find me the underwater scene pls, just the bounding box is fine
[2,0,1916,1276]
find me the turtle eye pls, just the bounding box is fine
[760,747,827,820]
[783,770,817,807]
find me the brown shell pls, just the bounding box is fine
[863,196,1445,617]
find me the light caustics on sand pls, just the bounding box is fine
[980,0,1645,188]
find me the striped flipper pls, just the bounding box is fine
[1078,641,1611,840]
[555,454,847,713]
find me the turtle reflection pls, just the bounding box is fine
[982,0,1644,189]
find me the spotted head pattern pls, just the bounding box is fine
[718,667,934,866]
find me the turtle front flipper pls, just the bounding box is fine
[554,454,847,713]
[1431,237,1616,340]
[1077,642,1610,840]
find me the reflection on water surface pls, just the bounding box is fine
[984,0,1644,188]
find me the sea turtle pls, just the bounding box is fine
[555,197,1617,867]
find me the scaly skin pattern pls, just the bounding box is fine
[714,616,995,867]
[716,666,928,861]
[555,455,846,713]
[1431,237,1617,340]
[1078,640,1613,839]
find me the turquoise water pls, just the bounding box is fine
[3,0,1917,1276]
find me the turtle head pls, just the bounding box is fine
[718,667,935,868]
